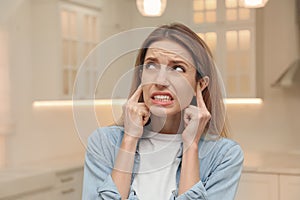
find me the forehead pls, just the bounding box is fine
[146,40,194,64]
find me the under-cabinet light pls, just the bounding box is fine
[224,98,263,104]
[32,99,126,107]
[33,98,263,107]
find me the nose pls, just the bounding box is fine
[155,66,169,87]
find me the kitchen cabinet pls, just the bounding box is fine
[32,0,101,100]
[53,168,84,200]
[236,172,300,200]
[1,167,83,200]
[279,175,300,200]
[235,172,279,200]
[191,0,257,98]
[4,190,54,200]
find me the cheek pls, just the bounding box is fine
[172,76,195,109]
[141,73,151,100]
[141,71,153,85]
[142,85,151,101]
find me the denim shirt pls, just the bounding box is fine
[82,126,244,200]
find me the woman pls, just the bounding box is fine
[82,23,243,200]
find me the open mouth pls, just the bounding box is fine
[153,95,172,102]
[151,92,174,105]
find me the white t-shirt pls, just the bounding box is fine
[132,129,182,200]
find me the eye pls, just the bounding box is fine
[172,65,185,72]
[144,62,158,70]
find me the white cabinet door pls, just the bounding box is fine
[32,0,101,100]
[235,172,279,200]
[280,175,300,200]
[54,168,84,200]
[5,189,54,200]
[53,186,80,200]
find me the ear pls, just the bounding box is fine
[198,76,210,92]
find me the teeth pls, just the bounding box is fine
[154,95,171,101]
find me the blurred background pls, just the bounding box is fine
[0,0,299,199]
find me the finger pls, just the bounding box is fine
[136,104,150,126]
[137,104,149,116]
[129,85,143,102]
[142,112,151,126]
[183,107,193,125]
[196,82,207,108]
[183,115,190,127]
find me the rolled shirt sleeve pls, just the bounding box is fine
[170,144,244,200]
[82,127,139,200]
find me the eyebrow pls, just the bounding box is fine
[144,56,190,66]
[171,60,189,66]
[144,57,158,62]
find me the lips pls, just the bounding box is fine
[151,92,174,106]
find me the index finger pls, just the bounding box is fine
[129,85,143,102]
[196,83,207,108]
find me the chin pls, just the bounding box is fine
[148,104,181,118]
[150,107,167,117]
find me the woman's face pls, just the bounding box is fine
[141,40,198,117]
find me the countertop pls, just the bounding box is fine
[1,151,300,198]
[0,153,84,199]
[243,151,300,175]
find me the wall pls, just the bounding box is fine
[0,26,11,167]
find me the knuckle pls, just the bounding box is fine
[195,110,211,120]
[204,112,211,119]
[196,113,202,119]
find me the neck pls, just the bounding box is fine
[149,112,184,134]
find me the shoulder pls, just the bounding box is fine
[199,136,244,165]
[87,126,124,154]
[88,126,124,142]
[217,137,243,161]
[216,137,243,155]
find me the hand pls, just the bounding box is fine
[182,83,211,150]
[123,85,150,139]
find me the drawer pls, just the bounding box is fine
[55,169,83,187]
[54,168,83,200]
[53,185,81,200]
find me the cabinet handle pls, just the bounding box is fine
[60,176,74,183]
[61,188,75,195]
